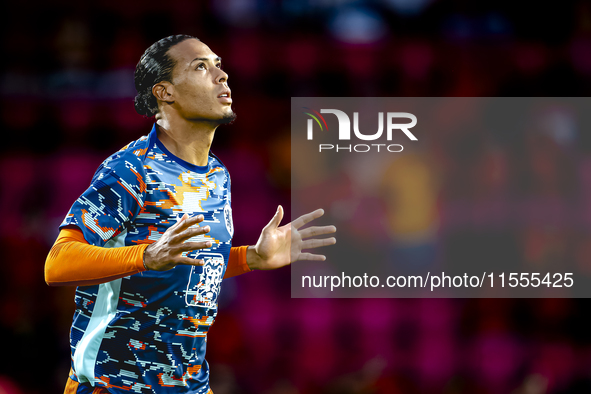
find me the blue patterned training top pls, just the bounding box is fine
[60,123,233,394]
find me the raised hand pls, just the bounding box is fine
[143,213,212,271]
[247,206,336,271]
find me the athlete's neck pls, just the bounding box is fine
[155,117,216,167]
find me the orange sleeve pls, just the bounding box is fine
[45,227,149,287]
[223,245,251,279]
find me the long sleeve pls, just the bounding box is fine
[223,245,251,279]
[45,227,148,287]
[46,228,251,285]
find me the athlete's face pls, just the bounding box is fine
[166,39,234,123]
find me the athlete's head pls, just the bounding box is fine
[134,35,235,124]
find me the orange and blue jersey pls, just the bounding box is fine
[60,124,233,393]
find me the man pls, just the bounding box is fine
[45,34,336,394]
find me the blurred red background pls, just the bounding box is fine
[2,1,591,393]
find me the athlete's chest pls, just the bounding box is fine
[134,161,234,242]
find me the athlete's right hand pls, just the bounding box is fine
[143,213,211,271]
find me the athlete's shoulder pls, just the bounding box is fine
[208,151,229,172]
[92,130,154,182]
[116,133,152,160]
[105,133,151,169]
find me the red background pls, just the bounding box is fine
[2,1,591,393]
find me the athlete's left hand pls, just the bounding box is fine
[246,206,336,270]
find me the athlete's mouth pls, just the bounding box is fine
[217,90,231,98]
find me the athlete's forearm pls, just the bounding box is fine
[44,228,148,286]
[46,228,251,285]
[223,245,251,278]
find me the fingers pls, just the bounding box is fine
[301,237,336,250]
[177,241,213,252]
[299,225,337,239]
[292,208,324,230]
[172,214,205,233]
[175,257,205,266]
[264,205,284,230]
[298,252,326,261]
[176,225,211,242]
[169,213,189,230]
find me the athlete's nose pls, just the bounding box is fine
[217,69,229,84]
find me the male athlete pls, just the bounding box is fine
[45,34,336,394]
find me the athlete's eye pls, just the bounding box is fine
[196,63,206,70]
[216,63,222,69]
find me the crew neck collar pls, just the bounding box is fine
[149,124,210,173]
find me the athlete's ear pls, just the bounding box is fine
[152,82,175,104]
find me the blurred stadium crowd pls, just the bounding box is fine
[3,0,591,393]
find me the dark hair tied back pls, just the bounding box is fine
[134,34,197,117]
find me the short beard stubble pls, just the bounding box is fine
[217,110,237,126]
